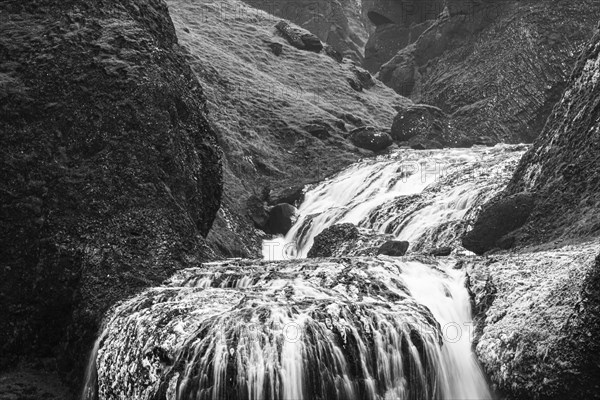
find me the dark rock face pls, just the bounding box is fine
[473,28,600,246]
[276,20,324,52]
[349,126,393,152]
[267,203,299,235]
[377,240,410,256]
[390,104,448,142]
[0,0,222,377]
[462,193,534,255]
[268,184,306,207]
[307,223,360,258]
[377,1,599,144]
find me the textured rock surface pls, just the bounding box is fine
[0,0,222,384]
[349,126,394,152]
[491,27,600,244]
[466,28,600,399]
[377,240,410,256]
[468,243,600,399]
[462,192,535,255]
[378,1,600,144]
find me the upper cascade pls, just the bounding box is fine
[264,144,527,259]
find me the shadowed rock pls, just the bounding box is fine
[378,240,410,256]
[462,193,534,254]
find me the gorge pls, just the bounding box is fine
[1,0,599,399]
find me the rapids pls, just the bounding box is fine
[263,144,527,259]
[83,144,527,400]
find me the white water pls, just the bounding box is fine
[263,145,526,259]
[84,145,527,400]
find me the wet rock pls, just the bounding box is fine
[377,240,410,256]
[267,203,299,235]
[469,243,600,400]
[349,126,393,152]
[390,104,448,143]
[430,247,452,257]
[275,20,323,52]
[462,193,534,255]
[307,223,360,258]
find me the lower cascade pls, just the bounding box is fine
[85,145,527,400]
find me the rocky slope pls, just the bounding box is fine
[166,0,411,257]
[463,27,600,399]
[241,0,370,63]
[374,0,599,144]
[464,26,600,252]
[0,0,222,387]
[468,242,600,399]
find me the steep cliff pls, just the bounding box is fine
[0,0,222,384]
[375,0,599,144]
[466,27,600,399]
[465,27,600,251]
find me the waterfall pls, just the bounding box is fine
[263,144,527,259]
[85,258,491,400]
[84,145,527,400]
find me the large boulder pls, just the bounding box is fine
[0,0,222,376]
[462,193,534,254]
[390,104,450,143]
[267,203,299,235]
[349,126,393,152]
[377,240,410,256]
[307,223,360,258]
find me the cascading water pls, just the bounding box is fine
[263,144,527,259]
[83,144,527,400]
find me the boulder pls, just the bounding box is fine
[307,223,360,258]
[267,203,299,235]
[377,240,410,256]
[268,42,283,56]
[391,104,449,142]
[462,192,535,255]
[430,247,452,257]
[275,20,323,52]
[349,126,393,152]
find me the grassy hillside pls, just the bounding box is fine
[167,0,409,256]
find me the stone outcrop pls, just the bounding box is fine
[469,27,600,247]
[468,243,600,400]
[467,27,600,400]
[377,1,599,144]
[349,126,394,152]
[0,0,222,380]
[462,193,535,255]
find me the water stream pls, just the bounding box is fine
[83,144,527,400]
